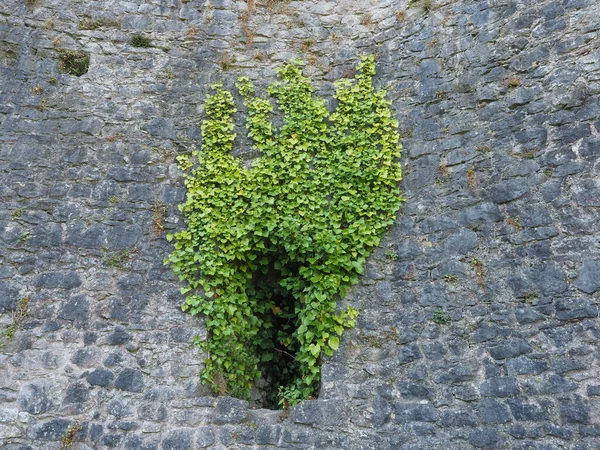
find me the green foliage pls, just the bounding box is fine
[432,308,451,325]
[130,34,152,48]
[167,55,403,405]
[57,49,90,77]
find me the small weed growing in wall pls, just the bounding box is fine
[505,75,521,89]
[443,274,458,283]
[79,17,120,30]
[395,10,406,21]
[185,25,199,39]
[152,201,167,236]
[10,208,24,219]
[102,248,136,269]
[470,258,485,290]
[60,421,82,450]
[507,217,523,231]
[240,0,255,47]
[432,309,451,325]
[167,55,403,407]
[2,297,30,342]
[438,160,449,178]
[217,54,234,71]
[466,166,477,192]
[130,34,152,48]
[520,148,537,159]
[385,249,398,261]
[57,49,90,76]
[409,0,433,11]
[361,13,373,26]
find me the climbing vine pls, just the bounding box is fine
[166,55,403,406]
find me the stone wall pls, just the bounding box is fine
[1,0,599,448]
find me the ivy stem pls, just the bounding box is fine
[274,347,297,360]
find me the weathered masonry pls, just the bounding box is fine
[1,0,599,448]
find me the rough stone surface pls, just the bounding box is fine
[1,0,599,448]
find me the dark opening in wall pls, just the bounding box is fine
[57,49,89,76]
[251,253,303,409]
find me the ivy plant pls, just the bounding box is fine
[166,55,403,406]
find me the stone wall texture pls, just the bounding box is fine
[1,0,599,448]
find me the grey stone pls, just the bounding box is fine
[436,363,477,384]
[587,385,600,396]
[1,0,600,447]
[102,434,122,447]
[114,368,144,393]
[531,263,568,296]
[138,403,167,422]
[89,423,103,441]
[480,398,511,424]
[552,358,587,374]
[419,283,450,307]
[399,382,431,400]
[574,259,600,293]
[398,343,422,365]
[107,399,133,418]
[575,179,600,206]
[292,399,345,426]
[64,381,89,405]
[442,229,478,255]
[507,399,550,421]
[18,381,52,414]
[162,429,193,450]
[213,397,248,424]
[486,179,530,203]
[124,436,159,450]
[579,425,600,437]
[107,326,131,345]
[59,295,90,324]
[108,421,139,431]
[541,375,577,394]
[0,280,19,313]
[395,239,422,260]
[458,203,503,226]
[419,214,458,234]
[560,399,589,423]
[488,339,531,360]
[392,403,437,423]
[34,271,81,290]
[72,347,102,368]
[473,323,508,343]
[555,298,598,321]
[35,419,71,440]
[480,377,519,397]
[440,409,477,427]
[505,357,548,375]
[86,368,115,387]
[469,428,505,449]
